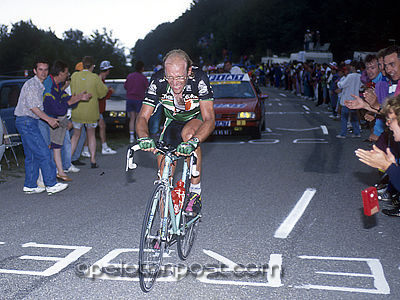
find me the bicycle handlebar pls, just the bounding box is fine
[125,141,178,172]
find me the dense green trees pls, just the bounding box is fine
[133,0,400,66]
[0,21,128,78]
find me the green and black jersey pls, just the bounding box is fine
[143,66,214,122]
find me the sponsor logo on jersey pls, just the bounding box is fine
[147,81,157,95]
[198,80,209,96]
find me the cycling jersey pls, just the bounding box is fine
[143,66,214,122]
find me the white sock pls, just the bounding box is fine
[102,143,108,149]
[130,131,135,137]
[190,182,201,194]
[83,146,88,152]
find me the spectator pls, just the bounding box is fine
[14,57,68,194]
[70,62,87,167]
[363,54,385,143]
[60,77,81,173]
[315,31,321,52]
[97,60,116,154]
[336,60,362,138]
[273,63,282,88]
[124,61,149,143]
[70,56,109,168]
[328,65,340,120]
[304,30,311,52]
[43,60,90,181]
[223,60,243,74]
[355,94,400,217]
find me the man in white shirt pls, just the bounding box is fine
[224,60,243,74]
[336,61,362,138]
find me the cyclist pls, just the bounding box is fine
[136,49,215,213]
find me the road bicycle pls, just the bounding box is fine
[126,141,201,292]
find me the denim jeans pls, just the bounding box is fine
[61,130,72,170]
[15,116,57,188]
[330,93,338,116]
[340,106,360,136]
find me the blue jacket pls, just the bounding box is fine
[43,75,75,117]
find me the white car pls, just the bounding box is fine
[104,79,128,130]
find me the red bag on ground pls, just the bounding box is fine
[362,187,380,216]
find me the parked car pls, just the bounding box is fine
[103,79,128,130]
[209,73,268,139]
[0,78,29,135]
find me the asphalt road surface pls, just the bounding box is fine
[1,86,399,299]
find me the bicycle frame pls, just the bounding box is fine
[153,152,200,244]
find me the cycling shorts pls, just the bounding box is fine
[159,114,202,148]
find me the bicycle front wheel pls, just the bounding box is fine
[139,183,166,292]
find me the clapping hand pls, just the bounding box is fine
[355,145,396,171]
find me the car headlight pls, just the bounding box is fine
[109,111,126,118]
[237,112,255,119]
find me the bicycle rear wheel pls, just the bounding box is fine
[139,183,166,292]
[177,210,200,260]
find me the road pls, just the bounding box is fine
[1,86,399,299]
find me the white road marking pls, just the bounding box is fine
[201,250,283,287]
[293,139,328,144]
[266,112,321,115]
[249,139,279,144]
[276,127,320,132]
[274,98,281,101]
[212,141,246,145]
[0,242,4,245]
[320,125,328,135]
[274,188,316,239]
[295,256,390,294]
[0,242,91,276]
[267,254,283,287]
[279,93,287,97]
[19,255,62,261]
[302,105,310,111]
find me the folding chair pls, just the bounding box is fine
[2,119,22,169]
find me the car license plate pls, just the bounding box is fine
[213,129,232,135]
[215,121,231,127]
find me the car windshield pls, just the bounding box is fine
[106,82,125,99]
[211,81,255,99]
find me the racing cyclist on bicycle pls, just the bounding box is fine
[135,49,215,213]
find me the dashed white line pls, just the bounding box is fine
[275,127,320,132]
[279,93,287,97]
[274,188,316,239]
[302,105,310,111]
[320,125,328,135]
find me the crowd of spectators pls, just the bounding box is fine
[14,56,116,195]
[201,45,400,218]
[252,46,400,218]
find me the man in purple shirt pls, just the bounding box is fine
[124,61,149,143]
[43,60,90,181]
